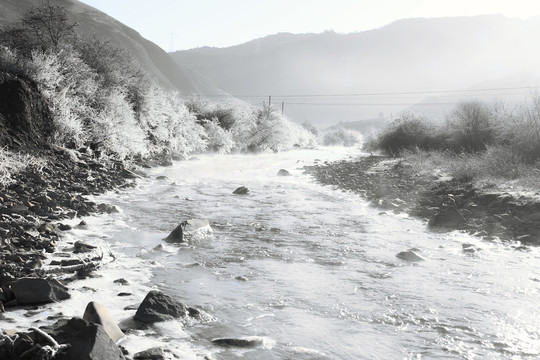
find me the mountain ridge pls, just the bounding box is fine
[172,15,540,126]
[0,0,227,97]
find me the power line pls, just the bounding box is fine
[287,102,461,106]
[182,86,540,99]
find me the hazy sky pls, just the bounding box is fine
[79,0,540,51]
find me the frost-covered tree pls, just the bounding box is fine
[0,0,78,56]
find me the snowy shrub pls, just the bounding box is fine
[90,87,148,159]
[29,49,97,148]
[321,127,362,147]
[139,87,207,157]
[203,118,235,153]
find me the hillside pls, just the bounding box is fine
[172,15,540,126]
[0,0,227,97]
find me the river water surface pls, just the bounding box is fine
[10,147,540,359]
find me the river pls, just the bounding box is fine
[10,147,540,359]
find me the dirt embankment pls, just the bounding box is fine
[305,156,540,246]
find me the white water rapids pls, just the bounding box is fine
[6,147,540,359]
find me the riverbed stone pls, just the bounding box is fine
[74,240,97,253]
[233,186,249,195]
[396,250,425,262]
[134,347,165,359]
[83,301,125,342]
[164,219,211,243]
[212,337,264,348]
[277,169,291,176]
[10,277,70,304]
[44,317,125,360]
[134,290,189,324]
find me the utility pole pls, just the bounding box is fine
[268,95,272,107]
[281,101,284,115]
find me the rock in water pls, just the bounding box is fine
[164,219,212,243]
[83,301,125,342]
[43,317,125,360]
[277,169,291,176]
[10,278,70,304]
[164,222,185,242]
[396,250,425,262]
[134,347,165,360]
[233,186,249,195]
[134,290,189,324]
[212,337,264,348]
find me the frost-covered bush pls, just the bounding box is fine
[240,106,316,152]
[446,100,496,152]
[90,86,148,159]
[29,49,96,148]
[202,119,235,153]
[139,86,207,157]
[30,50,148,159]
[321,127,362,147]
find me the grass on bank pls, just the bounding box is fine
[365,100,540,192]
[0,147,46,186]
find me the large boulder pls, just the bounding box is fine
[134,290,189,324]
[134,347,165,360]
[233,186,249,195]
[164,219,212,243]
[43,317,125,360]
[10,278,70,304]
[134,290,212,325]
[396,249,425,262]
[83,301,125,343]
[276,169,291,176]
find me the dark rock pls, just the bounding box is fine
[76,221,89,229]
[114,278,129,286]
[428,207,467,229]
[74,240,97,253]
[396,250,425,262]
[164,219,212,243]
[43,317,125,360]
[60,259,84,266]
[212,337,264,348]
[277,169,291,176]
[462,243,478,253]
[233,186,249,195]
[134,347,165,360]
[58,223,72,231]
[83,301,125,342]
[117,292,131,297]
[97,203,120,214]
[134,290,189,324]
[164,222,185,243]
[10,277,70,304]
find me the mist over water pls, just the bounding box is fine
[10,147,540,359]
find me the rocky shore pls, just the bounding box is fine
[305,155,540,247]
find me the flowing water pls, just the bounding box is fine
[8,147,540,359]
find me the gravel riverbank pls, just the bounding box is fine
[305,155,540,247]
